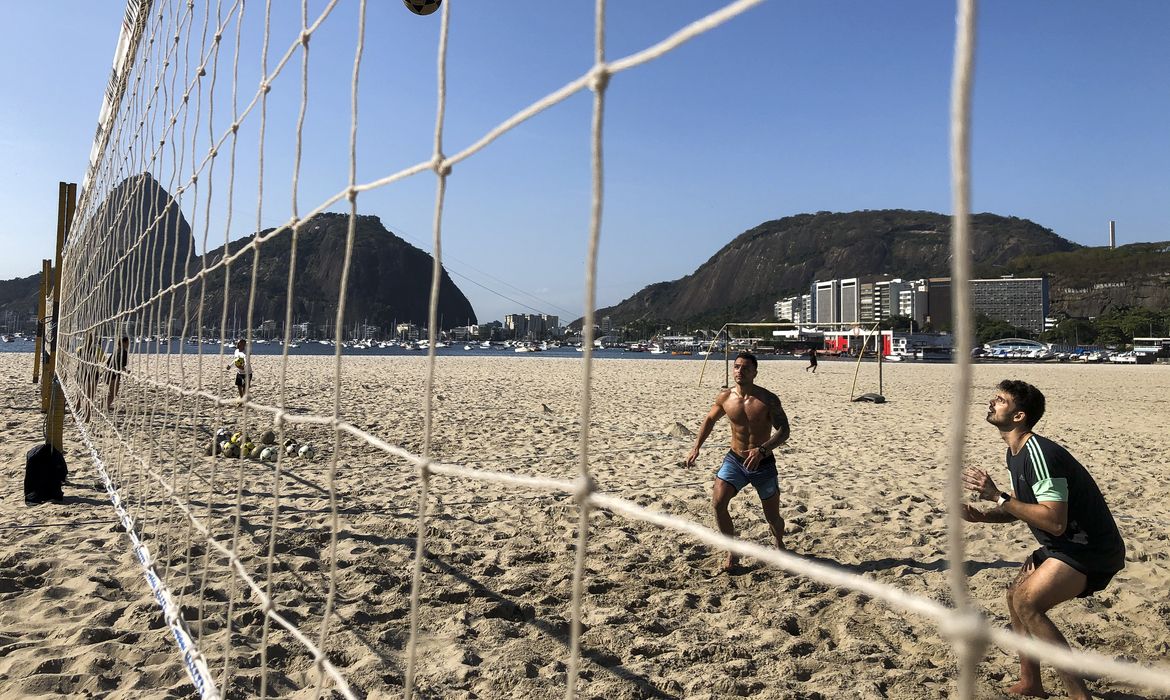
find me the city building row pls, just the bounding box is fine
[774,276,1049,334]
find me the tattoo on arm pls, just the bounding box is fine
[767,392,790,445]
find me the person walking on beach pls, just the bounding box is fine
[78,331,105,421]
[805,347,818,373]
[105,335,130,409]
[227,338,253,398]
[685,352,790,572]
[961,379,1125,700]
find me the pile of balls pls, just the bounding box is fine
[208,428,317,461]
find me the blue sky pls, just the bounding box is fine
[1,1,1167,325]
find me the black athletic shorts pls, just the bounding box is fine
[1031,547,1119,598]
[235,373,252,389]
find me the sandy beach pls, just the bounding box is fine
[2,351,1168,699]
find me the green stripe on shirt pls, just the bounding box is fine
[1026,438,1050,482]
[1032,477,1068,502]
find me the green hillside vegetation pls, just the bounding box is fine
[1000,242,1170,283]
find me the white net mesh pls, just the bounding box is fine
[50,1,1170,698]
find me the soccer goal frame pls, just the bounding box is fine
[698,321,890,401]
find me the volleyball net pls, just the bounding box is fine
[47,1,1170,698]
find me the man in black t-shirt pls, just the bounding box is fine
[961,379,1124,700]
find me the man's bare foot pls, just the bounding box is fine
[1005,680,1049,698]
[771,525,785,551]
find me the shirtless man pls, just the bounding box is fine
[685,352,791,571]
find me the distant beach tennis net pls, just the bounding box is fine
[48,1,1170,698]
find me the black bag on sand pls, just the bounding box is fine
[24,443,68,504]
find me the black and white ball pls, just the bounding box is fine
[403,0,441,16]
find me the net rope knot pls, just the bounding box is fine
[588,64,611,93]
[573,474,596,504]
[940,608,990,664]
[431,155,451,177]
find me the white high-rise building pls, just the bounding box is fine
[814,280,840,326]
[839,278,859,324]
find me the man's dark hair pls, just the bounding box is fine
[735,351,758,369]
[997,379,1045,429]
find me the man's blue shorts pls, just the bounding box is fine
[716,450,779,500]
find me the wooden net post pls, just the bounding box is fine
[44,182,74,449]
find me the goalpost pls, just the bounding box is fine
[44,1,1170,699]
[698,321,890,401]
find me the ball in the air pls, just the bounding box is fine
[403,0,441,16]
[234,356,245,369]
[298,444,316,460]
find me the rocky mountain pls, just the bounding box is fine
[588,209,1168,325]
[0,175,476,335]
[94,172,197,309]
[0,273,41,320]
[193,212,476,334]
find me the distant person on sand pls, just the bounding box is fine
[961,379,1125,700]
[227,338,253,398]
[805,347,818,373]
[78,331,104,421]
[685,352,791,572]
[105,335,130,409]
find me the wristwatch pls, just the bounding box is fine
[996,492,1011,507]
